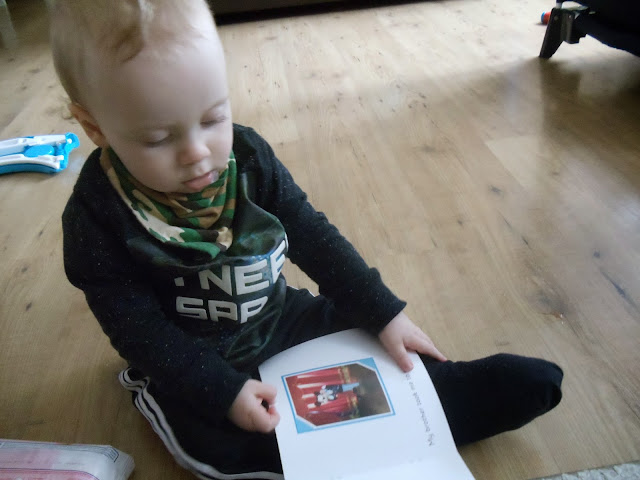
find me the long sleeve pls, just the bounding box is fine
[237,126,406,333]
[62,171,249,424]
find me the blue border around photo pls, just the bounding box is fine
[282,357,396,434]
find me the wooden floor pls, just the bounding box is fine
[2,1,640,478]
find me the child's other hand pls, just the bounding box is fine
[378,311,447,372]
[228,379,280,433]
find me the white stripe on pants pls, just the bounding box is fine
[119,368,284,480]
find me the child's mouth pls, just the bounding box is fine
[184,170,217,191]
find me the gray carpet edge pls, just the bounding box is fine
[531,461,640,480]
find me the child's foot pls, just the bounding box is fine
[422,353,563,445]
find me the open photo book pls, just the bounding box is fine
[258,329,475,480]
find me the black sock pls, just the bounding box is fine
[422,353,563,445]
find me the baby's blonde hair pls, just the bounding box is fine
[50,0,215,105]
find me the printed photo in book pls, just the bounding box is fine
[283,358,393,433]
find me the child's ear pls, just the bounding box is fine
[69,103,109,148]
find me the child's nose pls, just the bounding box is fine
[178,136,210,166]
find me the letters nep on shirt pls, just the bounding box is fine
[174,237,287,325]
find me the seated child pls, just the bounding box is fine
[50,1,563,478]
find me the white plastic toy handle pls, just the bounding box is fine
[0,154,62,169]
[29,134,68,144]
[0,138,29,156]
[0,135,67,156]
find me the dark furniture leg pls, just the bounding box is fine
[540,6,589,58]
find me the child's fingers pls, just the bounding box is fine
[418,343,447,362]
[386,341,414,372]
[378,311,447,370]
[256,381,278,404]
[251,402,280,433]
[252,381,280,432]
[228,380,281,432]
[267,404,281,428]
[406,334,447,362]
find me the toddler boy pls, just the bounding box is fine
[52,1,563,478]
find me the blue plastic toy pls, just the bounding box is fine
[0,133,79,175]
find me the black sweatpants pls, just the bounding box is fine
[120,287,563,480]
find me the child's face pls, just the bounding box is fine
[89,27,233,194]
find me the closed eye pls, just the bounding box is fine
[144,134,171,147]
[202,116,227,127]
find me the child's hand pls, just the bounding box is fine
[228,379,280,433]
[379,311,447,372]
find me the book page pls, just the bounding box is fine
[259,329,474,480]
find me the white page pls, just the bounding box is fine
[259,329,474,480]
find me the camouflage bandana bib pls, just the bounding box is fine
[100,148,237,259]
